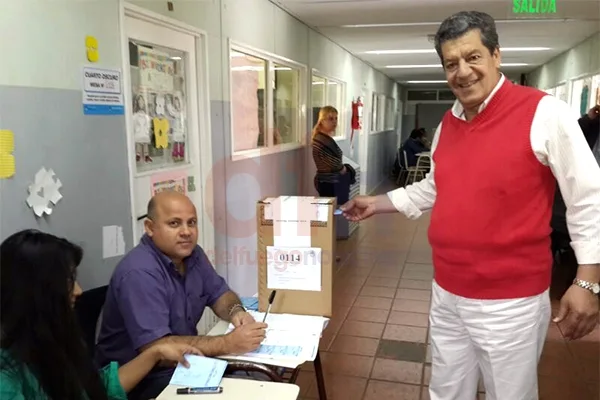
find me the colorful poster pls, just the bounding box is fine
[151,170,187,196]
[138,46,175,92]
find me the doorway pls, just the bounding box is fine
[121,5,214,256]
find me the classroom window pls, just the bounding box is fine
[554,84,568,103]
[385,97,396,130]
[128,41,190,173]
[371,93,388,133]
[371,93,379,132]
[311,73,346,138]
[273,63,300,145]
[230,51,267,152]
[230,45,306,156]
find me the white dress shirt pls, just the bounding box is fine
[388,74,600,265]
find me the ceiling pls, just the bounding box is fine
[273,0,600,85]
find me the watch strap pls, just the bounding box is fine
[573,279,600,294]
[228,303,246,317]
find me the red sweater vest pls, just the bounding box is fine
[428,80,555,300]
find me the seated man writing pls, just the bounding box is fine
[95,191,267,400]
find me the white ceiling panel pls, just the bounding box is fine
[273,0,600,82]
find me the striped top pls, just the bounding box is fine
[312,132,344,183]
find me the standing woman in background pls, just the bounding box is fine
[312,106,348,200]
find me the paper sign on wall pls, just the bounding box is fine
[150,170,187,196]
[82,66,124,115]
[26,167,63,217]
[266,246,322,291]
[0,129,15,178]
[102,225,126,259]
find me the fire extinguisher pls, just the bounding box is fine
[350,97,363,151]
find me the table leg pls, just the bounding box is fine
[313,350,327,400]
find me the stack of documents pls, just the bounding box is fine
[225,310,329,363]
[169,355,228,387]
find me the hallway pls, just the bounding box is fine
[295,182,600,400]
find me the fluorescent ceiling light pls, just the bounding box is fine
[366,47,549,55]
[386,63,528,68]
[340,18,575,28]
[366,49,436,55]
[503,47,550,51]
[386,64,441,69]
[170,56,182,60]
[405,80,448,84]
[231,66,291,71]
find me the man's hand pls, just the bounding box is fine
[340,195,377,221]
[231,310,256,328]
[587,105,599,120]
[553,285,599,340]
[224,322,268,354]
[151,342,202,368]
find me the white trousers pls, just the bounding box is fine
[428,280,551,400]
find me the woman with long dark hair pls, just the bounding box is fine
[0,229,199,399]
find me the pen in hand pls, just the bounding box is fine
[262,290,277,323]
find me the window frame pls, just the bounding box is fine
[311,70,347,140]
[384,96,396,130]
[228,40,307,161]
[370,92,388,134]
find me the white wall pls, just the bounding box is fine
[133,0,401,295]
[527,32,600,89]
[0,0,123,90]
[0,0,401,295]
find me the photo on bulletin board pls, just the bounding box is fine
[150,170,187,196]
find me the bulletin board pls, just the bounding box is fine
[130,43,189,174]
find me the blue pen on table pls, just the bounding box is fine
[262,290,277,323]
[176,386,223,395]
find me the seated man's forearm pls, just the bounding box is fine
[212,290,243,322]
[142,334,231,357]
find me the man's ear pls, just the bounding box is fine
[493,47,501,70]
[144,219,154,236]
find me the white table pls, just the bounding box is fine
[157,378,299,400]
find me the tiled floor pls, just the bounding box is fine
[295,181,600,400]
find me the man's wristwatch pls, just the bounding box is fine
[573,279,600,295]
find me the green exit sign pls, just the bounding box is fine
[513,0,557,14]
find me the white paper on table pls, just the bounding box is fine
[266,246,321,291]
[102,225,126,259]
[224,311,328,362]
[169,355,228,387]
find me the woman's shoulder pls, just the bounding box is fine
[0,351,31,399]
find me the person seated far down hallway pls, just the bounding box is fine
[0,230,200,400]
[400,128,431,168]
[95,191,268,400]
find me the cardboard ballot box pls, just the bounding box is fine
[256,196,335,318]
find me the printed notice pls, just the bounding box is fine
[82,66,124,115]
[102,225,125,259]
[266,246,322,291]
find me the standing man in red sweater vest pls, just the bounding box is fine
[342,11,600,400]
